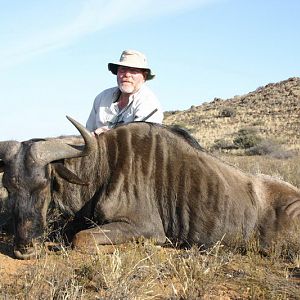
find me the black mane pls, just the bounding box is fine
[167,124,204,151]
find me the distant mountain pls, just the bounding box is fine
[163,77,300,152]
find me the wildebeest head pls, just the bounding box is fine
[0,117,96,259]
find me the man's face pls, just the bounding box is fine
[117,66,147,94]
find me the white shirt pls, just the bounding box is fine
[86,85,163,131]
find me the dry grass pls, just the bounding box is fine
[221,154,300,188]
[0,236,300,299]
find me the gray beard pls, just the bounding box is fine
[118,84,135,94]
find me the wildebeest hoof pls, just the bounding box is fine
[72,232,97,253]
[14,246,39,260]
[72,232,117,254]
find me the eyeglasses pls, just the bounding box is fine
[117,66,146,75]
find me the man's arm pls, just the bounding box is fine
[86,101,97,131]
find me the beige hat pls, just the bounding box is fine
[108,49,155,80]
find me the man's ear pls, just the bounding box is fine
[143,71,148,81]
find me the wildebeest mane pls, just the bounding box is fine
[114,122,204,151]
[166,124,204,151]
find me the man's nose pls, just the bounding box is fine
[124,70,132,76]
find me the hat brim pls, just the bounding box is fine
[108,62,155,80]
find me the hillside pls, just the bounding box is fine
[163,77,300,151]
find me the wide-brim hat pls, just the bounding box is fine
[108,49,155,80]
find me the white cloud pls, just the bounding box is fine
[0,0,218,70]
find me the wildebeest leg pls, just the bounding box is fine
[72,222,166,252]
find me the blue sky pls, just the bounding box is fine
[1,0,299,141]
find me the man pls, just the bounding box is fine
[86,49,164,135]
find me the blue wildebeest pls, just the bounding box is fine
[0,116,299,259]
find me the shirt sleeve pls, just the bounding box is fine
[134,107,164,123]
[86,97,99,131]
[133,90,164,124]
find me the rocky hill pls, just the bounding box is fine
[163,77,300,152]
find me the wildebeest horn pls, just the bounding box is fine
[0,141,21,162]
[30,116,97,165]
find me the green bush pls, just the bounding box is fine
[233,128,262,149]
[218,107,236,118]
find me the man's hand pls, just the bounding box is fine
[92,126,110,136]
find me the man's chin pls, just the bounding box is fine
[119,86,135,94]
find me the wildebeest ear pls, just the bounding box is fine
[0,160,5,173]
[52,163,90,186]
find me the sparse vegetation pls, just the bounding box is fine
[211,138,238,151]
[222,154,300,188]
[1,233,300,299]
[244,139,297,159]
[164,77,300,152]
[218,107,236,118]
[233,127,263,149]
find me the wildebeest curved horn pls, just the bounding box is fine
[66,115,97,156]
[0,141,21,162]
[30,116,97,165]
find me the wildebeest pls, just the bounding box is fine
[0,116,300,259]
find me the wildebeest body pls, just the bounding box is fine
[51,123,298,248]
[0,118,300,259]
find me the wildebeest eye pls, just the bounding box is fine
[2,175,18,193]
[0,160,5,172]
[52,177,61,193]
[5,175,17,185]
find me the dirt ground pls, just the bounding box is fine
[0,253,34,284]
[0,234,34,285]
[0,233,129,287]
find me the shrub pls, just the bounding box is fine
[218,107,236,118]
[233,128,262,149]
[163,110,179,117]
[245,139,297,159]
[212,139,238,150]
[245,139,281,156]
